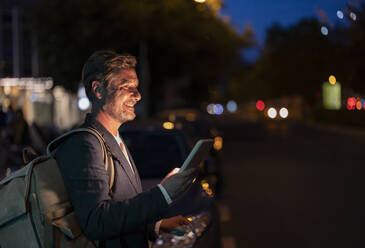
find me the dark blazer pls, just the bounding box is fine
[55,114,169,248]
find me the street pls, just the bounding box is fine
[217,120,365,248]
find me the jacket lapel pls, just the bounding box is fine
[82,115,140,193]
[124,144,143,193]
[101,131,140,194]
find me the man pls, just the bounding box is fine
[55,50,196,247]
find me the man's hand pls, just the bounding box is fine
[160,215,190,232]
[160,168,197,201]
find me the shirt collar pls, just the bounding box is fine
[113,131,122,146]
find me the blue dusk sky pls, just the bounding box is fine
[220,0,361,61]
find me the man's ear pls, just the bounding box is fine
[91,81,105,100]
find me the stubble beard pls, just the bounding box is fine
[105,102,136,124]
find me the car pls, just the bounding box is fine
[119,121,221,248]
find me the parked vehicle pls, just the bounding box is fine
[119,121,221,247]
[157,109,224,197]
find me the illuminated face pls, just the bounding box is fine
[102,69,141,124]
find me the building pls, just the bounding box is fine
[0,0,40,78]
[0,1,86,130]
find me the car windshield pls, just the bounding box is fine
[121,131,187,178]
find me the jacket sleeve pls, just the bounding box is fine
[55,132,169,241]
[147,223,158,242]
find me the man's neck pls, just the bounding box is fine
[93,110,122,136]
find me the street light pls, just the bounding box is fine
[227,100,238,113]
[329,75,336,85]
[163,121,175,130]
[321,26,328,36]
[350,12,357,21]
[337,10,344,19]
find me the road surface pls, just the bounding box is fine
[217,120,365,248]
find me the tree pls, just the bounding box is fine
[239,18,347,104]
[345,2,365,93]
[31,0,251,110]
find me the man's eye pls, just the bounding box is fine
[122,86,136,91]
[118,86,128,90]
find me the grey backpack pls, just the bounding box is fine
[0,128,114,248]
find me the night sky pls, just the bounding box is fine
[220,0,360,61]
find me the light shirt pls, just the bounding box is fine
[113,132,134,174]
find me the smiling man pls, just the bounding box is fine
[55,50,196,247]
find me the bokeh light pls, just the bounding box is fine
[347,97,356,110]
[329,75,336,85]
[163,121,175,130]
[337,10,344,19]
[201,179,213,197]
[213,136,223,151]
[226,100,238,113]
[267,107,277,119]
[214,104,224,115]
[256,100,265,111]
[350,12,357,21]
[4,86,11,95]
[279,107,289,119]
[207,104,215,115]
[78,97,90,111]
[194,0,206,3]
[78,86,87,98]
[356,101,362,110]
[321,26,328,36]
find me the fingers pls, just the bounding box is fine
[161,215,190,231]
[171,216,190,226]
[183,176,195,190]
[168,167,180,174]
[180,169,197,190]
[168,168,195,183]
[177,216,190,225]
[161,167,180,184]
[160,167,198,200]
[166,167,180,177]
[178,168,197,181]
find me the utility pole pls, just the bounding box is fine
[31,32,39,76]
[12,7,21,77]
[0,10,4,77]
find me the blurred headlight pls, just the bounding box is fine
[267,107,277,119]
[279,107,288,119]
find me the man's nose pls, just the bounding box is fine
[134,89,141,101]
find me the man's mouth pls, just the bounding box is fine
[124,102,135,110]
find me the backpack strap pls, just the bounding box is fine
[46,128,115,190]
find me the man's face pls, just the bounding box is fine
[102,69,141,124]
